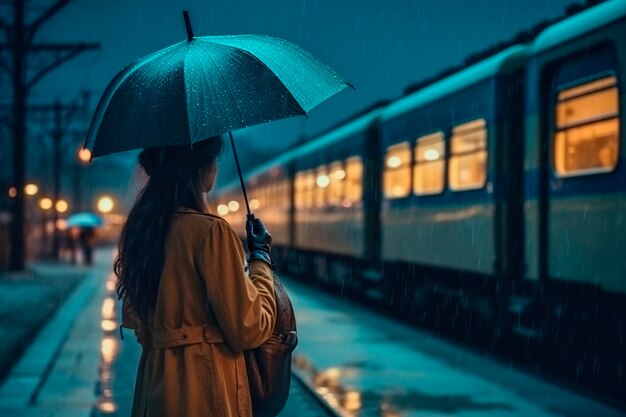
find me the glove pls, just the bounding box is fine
[246,216,273,268]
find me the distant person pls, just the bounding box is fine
[79,227,95,266]
[116,137,276,417]
[65,229,77,264]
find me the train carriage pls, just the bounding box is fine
[289,110,382,285]
[522,0,626,397]
[376,46,527,322]
[524,0,626,295]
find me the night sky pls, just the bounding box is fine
[3,0,577,208]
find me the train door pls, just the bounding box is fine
[542,44,624,294]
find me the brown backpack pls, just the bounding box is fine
[244,274,298,417]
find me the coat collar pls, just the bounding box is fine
[176,206,204,214]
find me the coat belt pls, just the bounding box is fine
[141,324,224,349]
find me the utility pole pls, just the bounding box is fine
[0,0,99,270]
[27,99,79,258]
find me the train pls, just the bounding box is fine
[212,0,626,404]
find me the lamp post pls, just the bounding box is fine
[75,147,91,212]
[39,197,52,256]
[22,182,39,259]
[24,183,39,197]
[52,197,68,258]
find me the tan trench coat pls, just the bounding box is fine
[122,207,276,417]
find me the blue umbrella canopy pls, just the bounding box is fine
[66,212,104,228]
[84,12,352,158]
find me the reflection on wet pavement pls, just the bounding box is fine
[93,273,121,415]
[91,267,142,417]
[295,356,513,416]
[287,279,624,417]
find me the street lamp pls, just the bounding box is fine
[39,197,53,210]
[97,195,114,214]
[24,183,39,196]
[74,147,92,212]
[77,148,91,164]
[55,199,69,213]
[8,187,17,198]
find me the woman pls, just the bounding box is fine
[117,137,276,417]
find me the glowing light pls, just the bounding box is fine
[101,336,118,364]
[39,197,53,210]
[217,204,229,216]
[56,219,67,230]
[316,175,330,188]
[77,148,92,163]
[332,169,346,180]
[343,389,362,411]
[387,156,402,168]
[249,199,260,210]
[227,200,240,212]
[97,399,118,413]
[97,196,114,214]
[55,199,68,213]
[106,280,116,292]
[24,183,39,196]
[314,367,341,388]
[101,297,116,319]
[46,221,55,233]
[8,187,17,198]
[101,319,118,332]
[424,149,440,161]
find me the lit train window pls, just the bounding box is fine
[258,186,264,209]
[279,180,287,209]
[295,172,305,209]
[272,183,278,207]
[314,165,329,208]
[304,170,316,208]
[274,182,279,208]
[280,181,287,209]
[554,76,619,177]
[266,185,271,207]
[344,157,363,206]
[414,132,445,195]
[328,161,345,206]
[384,142,411,199]
[449,119,487,191]
[260,185,267,207]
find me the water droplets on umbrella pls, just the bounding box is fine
[85,9,353,217]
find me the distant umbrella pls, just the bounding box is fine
[66,212,104,228]
[85,10,352,215]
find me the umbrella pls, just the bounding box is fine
[66,212,104,228]
[85,10,352,215]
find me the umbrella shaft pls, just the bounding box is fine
[229,132,252,216]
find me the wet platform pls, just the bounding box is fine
[285,278,625,417]
[1,248,623,416]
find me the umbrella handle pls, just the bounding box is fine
[229,131,252,217]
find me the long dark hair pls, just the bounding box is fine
[115,137,224,322]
